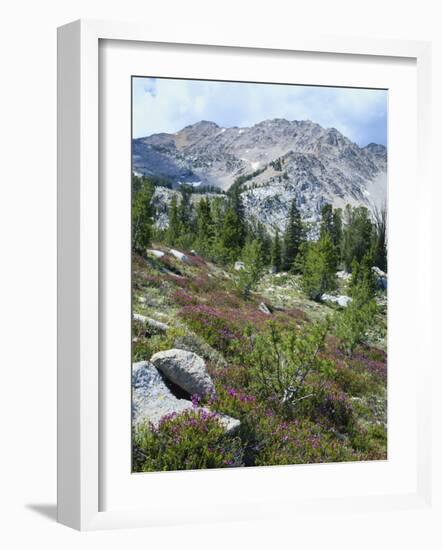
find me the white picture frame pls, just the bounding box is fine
[57,19,433,531]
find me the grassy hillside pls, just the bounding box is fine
[132,245,387,471]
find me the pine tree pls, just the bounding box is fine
[301,234,338,301]
[349,255,377,298]
[320,204,334,239]
[342,205,374,271]
[132,181,154,255]
[372,205,387,272]
[255,221,272,265]
[178,184,194,233]
[271,229,282,273]
[236,238,265,299]
[166,195,181,245]
[195,197,214,254]
[332,208,343,262]
[320,204,343,265]
[229,185,246,248]
[282,199,303,271]
[216,206,242,264]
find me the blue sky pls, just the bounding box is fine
[132,77,387,147]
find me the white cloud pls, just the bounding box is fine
[132,77,387,146]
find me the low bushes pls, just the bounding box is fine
[131,243,387,471]
[334,286,378,357]
[133,409,244,472]
[246,320,334,418]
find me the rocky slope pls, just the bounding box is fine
[133,118,387,230]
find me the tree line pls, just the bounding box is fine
[132,175,387,302]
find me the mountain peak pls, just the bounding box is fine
[133,117,387,228]
[182,120,220,131]
[363,142,387,152]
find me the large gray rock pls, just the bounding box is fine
[133,313,169,332]
[336,270,352,281]
[169,249,190,263]
[150,349,215,397]
[132,361,239,434]
[321,293,353,308]
[146,248,165,258]
[213,412,241,434]
[132,361,193,428]
[258,302,272,315]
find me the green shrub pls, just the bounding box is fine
[298,379,355,432]
[235,238,265,299]
[131,325,187,362]
[335,285,378,357]
[246,320,334,417]
[349,255,377,297]
[350,423,387,460]
[253,416,358,466]
[132,183,154,255]
[133,409,244,472]
[301,235,338,301]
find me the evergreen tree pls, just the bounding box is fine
[320,204,343,266]
[236,238,265,299]
[195,197,214,254]
[282,199,303,271]
[271,229,282,273]
[335,277,378,357]
[320,204,334,239]
[166,195,181,245]
[209,197,227,261]
[342,205,374,271]
[349,255,377,298]
[216,206,242,264]
[229,185,247,247]
[301,234,338,301]
[132,181,154,255]
[255,221,272,265]
[178,184,194,233]
[332,208,343,262]
[372,205,387,272]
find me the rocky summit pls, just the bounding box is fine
[133,118,387,230]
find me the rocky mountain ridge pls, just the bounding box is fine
[133,118,387,230]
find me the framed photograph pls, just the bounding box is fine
[57,19,432,530]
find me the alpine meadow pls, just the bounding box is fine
[131,77,388,472]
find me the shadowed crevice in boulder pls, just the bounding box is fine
[160,371,192,400]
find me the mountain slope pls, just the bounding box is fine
[133,118,387,229]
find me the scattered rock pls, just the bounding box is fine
[151,349,215,397]
[132,361,240,434]
[234,261,245,271]
[211,411,241,434]
[146,248,165,258]
[258,302,272,315]
[132,361,193,428]
[321,293,353,308]
[337,295,352,307]
[169,249,190,263]
[336,270,352,281]
[372,266,387,290]
[133,313,169,332]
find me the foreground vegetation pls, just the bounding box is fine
[131,175,387,471]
